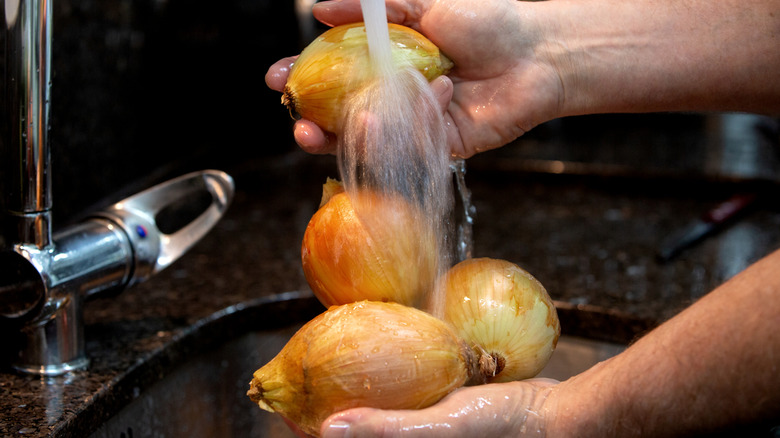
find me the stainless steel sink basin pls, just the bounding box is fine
[89,296,624,438]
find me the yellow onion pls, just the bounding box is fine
[283,22,454,134]
[301,178,438,308]
[442,258,560,383]
[247,301,477,437]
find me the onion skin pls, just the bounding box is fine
[283,22,454,134]
[442,258,560,383]
[301,179,438,308]
[247,301,475,437]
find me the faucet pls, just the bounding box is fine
[0,0,234,375]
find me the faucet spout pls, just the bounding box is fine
[2,0,53,250]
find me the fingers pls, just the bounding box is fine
[266,56,297,92]
[313,0,426,28]
[268,57,335,154]
[282,415,316,438]
[312,0,365,27]
[294,120,337,155]
[319,381,559,438]
[430,75,469,158]
[430,75,453,113]
[321,407,451,438]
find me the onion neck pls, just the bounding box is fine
[464,342,507,386]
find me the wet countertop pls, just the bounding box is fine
[2,113,780,437]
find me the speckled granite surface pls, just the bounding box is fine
[2,134,780,436]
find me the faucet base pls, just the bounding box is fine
[10,288,88,376]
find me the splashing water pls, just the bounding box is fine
[451,158,475,262]
[336,0,461,317]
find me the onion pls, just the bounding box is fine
[282,22,454,134]
[301,178,438,308]
[247,301,478,437]
[441,258,560,383]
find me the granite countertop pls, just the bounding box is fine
[2,114,780,436]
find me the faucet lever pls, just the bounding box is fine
[95,169,235,289]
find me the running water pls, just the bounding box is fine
[359,0,394,76]
[451,158,475,262]
[338,0,474,317]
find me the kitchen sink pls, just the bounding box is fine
[89,297,625,438]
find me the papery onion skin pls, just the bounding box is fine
[283,22,454,134]
[301,180,438,308]
[247,301,475,437]
[442,258,560,383]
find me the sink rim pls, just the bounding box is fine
[70,291,633,438]
[69,290,324,438]
[89,296,627,438]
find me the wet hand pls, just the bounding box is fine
[265,56,337,155]
[319,379,559,438]
[268,0,564,158]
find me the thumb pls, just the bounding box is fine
[428,75,468,157]
[430,75,454,114]
[320,407,448,438]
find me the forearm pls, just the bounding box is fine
[548,248,780,437]
[537,0,780,117]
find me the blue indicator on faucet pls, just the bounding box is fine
[136,225,148,238]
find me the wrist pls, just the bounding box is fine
[542,359,641,438]
[531,0,641,118]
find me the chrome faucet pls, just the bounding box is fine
[0,0,234,375]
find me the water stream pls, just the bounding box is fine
[451,158,475,262]
[359,0,394,75]
[339,0,474,316]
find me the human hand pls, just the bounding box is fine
[266,0,564,158]
[317,379,559,438]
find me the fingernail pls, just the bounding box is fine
[432,75,451,99]
[313,0,342,8]
[432,76,446,95]
[323,420,352,438]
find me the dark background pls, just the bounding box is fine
[4,0,304,228]
[2,0,779,234]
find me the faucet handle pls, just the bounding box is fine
[96,169,235,286]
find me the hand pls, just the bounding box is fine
[318,379,559,438]
[266,0,564,158]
